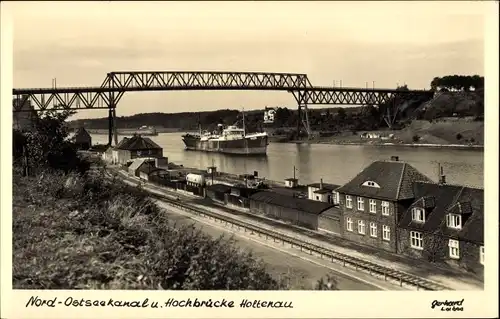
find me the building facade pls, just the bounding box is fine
[307,180,340,204]
[335,157,434,253]
[249,191,336,230]
[397,182,484,276]
[112,135,163,164]
[128,158,156,178]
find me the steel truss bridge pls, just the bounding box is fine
[13,71,434,145]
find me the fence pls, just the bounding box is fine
[145,190,450,291]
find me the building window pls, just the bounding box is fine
[369,222,377,237]
[357,197,365,211]
[448,239,460,259]
[411,207,425,223]
[316,196,320,201]
[346,218,353,232]
[446,214,462,229]
[381,201,390,216]
[410,231,423,250]
[480,246,484,265]
[362,181,381,188]
[357,220,366,234]
[333,192,339,204]
[369,199,377,213]
[382,225,390,241]
[346,195,352,208]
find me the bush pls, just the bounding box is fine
[13,110,91,175]
[412,134,420,142]
[13,170,280,290]
[456,133,463,140]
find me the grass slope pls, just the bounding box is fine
[12,167,280,290]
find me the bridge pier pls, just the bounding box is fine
[108,108,115,146]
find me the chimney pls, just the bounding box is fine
[390,156,399,161]
[438,163,446,184]
[440,166,446,184]
[320,178,324,189]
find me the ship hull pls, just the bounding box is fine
[182,135,268,155]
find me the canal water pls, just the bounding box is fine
[91,133,484,188]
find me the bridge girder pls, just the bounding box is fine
[12,70,434,144]
[290,88,434,105]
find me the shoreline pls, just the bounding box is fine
[283,140,484,151]
[88,132,484,151]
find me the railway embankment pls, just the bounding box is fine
[111,167,484,291]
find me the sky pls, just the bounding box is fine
[10,1,486,120]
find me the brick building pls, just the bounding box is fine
[335,156,433,253]
[398,182,484,276]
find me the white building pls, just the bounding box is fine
[307,179,340,204]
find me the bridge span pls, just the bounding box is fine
[12,71,434,145]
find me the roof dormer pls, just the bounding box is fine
[445,201,473,230]
[421,196,436,209]
[411,206,426,223]
[362,181,381,188]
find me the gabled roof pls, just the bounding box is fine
[116,135,162,151]
[115,137,130,149]
[307,183,340,191]
[128,158,155,173]
[249,191,334,215]
[398,182,484,244]
[74,127,91,141]
[335,160,433,201]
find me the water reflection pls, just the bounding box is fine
[91,133,484,188]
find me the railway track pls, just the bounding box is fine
[105,168,451,291]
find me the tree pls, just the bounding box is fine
[14,110,90,175]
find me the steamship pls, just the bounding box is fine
[182,112,269,155]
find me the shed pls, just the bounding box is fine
[73,127,92,150]
[128,158,156,178]
[249,191,336,230]
[206,183,232,203]
[307,181,341,204]
[284,178,299,188]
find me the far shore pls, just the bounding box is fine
[87,130,484,151]
[285,140,484,151]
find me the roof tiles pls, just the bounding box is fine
[398,182,484,244]
[250,191,334,215]
[335,160,433,201]
[116,135,162,151]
